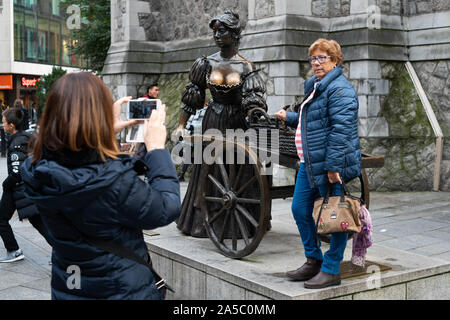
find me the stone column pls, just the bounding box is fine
[350,61,389,138]
[251,0,313,186]
[107,0,153,100]
[264,0,313,115]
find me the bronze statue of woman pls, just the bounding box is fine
[175,9,267,237]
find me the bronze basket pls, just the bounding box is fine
[246,108,297,157]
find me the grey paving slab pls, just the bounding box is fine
[409,242,450,257]
[432,251,450,261]
[21,278,52,293]
[376,234,442,251]
[422,210,450,224]
[0,269,43,291]
[0,286,51,300]
[440,226,450,233]
[371,217,398,226]
[426,230,450,242]
[371,232,395,243]
[373,218,448,238]
[0,259,50,278]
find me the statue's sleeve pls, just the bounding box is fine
[241,71,267,113]
[181,57,209,115]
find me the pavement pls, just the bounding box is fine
[0,156,449,299]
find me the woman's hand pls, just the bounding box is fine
[328,171,343,184]
[274,109,287,121]
[143,104,167,152]
[113,96,139,133]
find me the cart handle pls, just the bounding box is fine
[247,107,287,129]
[247,107,272,122]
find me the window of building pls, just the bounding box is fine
[13,0,83,68]
[52,0,60,16]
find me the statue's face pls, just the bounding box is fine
[211,21,234,48]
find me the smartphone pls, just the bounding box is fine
[126,99,161,120]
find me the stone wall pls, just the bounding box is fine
[413,60,450,190]
[138,0,248,41]
[405,0,450,15]
[361,63,437,191]
[311,0,351,17]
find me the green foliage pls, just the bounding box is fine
[61,0,111,74]
[36,67,67,112]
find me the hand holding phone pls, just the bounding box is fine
[113,96,138,133]
[143,104,167,151]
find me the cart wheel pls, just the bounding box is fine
[200,141,270,259]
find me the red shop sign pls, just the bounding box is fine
[21,77,41,88]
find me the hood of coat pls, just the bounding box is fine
[20,155,136,210]
[7,131,31,149]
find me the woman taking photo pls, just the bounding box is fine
[21,72,181,299]
[275,39,361,289]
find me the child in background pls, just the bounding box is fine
[0,108,51,263]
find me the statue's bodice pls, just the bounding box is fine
[206,55,253,105]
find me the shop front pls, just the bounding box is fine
[0,74,40,123]
[0,75,14,109]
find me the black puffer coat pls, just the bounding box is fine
[21,149,181,300]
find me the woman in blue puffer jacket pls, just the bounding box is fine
[20,72,181,299]
[275,39,361,289]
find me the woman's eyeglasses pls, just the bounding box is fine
[308,55,331,64]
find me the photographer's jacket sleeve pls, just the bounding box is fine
[116,149,181,230]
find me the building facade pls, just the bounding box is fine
[0,0,82,112]
[103,0,450,191]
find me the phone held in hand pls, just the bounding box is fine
[126,99,161,120]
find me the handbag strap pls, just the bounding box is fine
[314,185,331,248]
[63,216,173,292]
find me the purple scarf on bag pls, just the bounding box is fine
[351,204,373,267]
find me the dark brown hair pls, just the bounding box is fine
[31,72,120,163]
[3,108,24,131]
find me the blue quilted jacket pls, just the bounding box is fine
[21,149,181,300]
[286,65,361,187]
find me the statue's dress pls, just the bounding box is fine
[176,53,267,237]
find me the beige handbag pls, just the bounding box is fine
[313,182,362,238]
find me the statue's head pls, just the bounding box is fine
[209,9,242,48]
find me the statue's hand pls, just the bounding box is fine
[245,105,266,124]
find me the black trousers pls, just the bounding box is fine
[0,191,52,252]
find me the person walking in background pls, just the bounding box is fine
[275,38,361,289]
[13,99,29,131]
[0,99,7,157]
[0,108,52,263]
[21,72,181,300]
[143,83,159,99]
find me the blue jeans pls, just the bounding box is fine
[291,163,348,275]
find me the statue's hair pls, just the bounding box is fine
[209,9,242,45]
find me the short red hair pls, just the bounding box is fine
[309,38,344,65]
